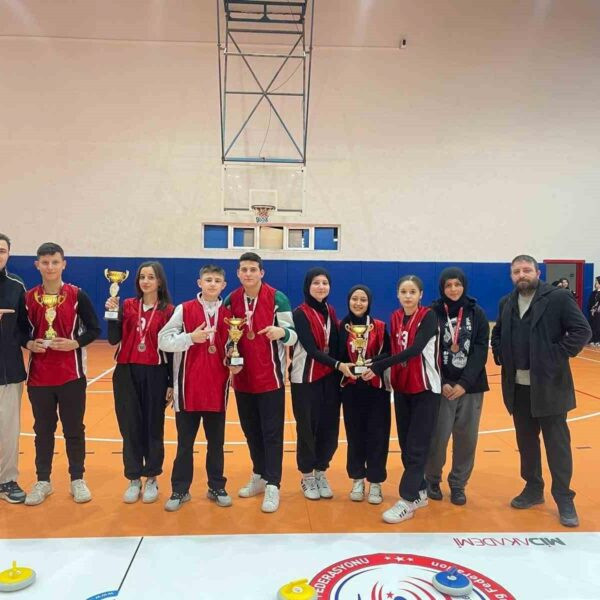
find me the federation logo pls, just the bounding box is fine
[309,553,514,599]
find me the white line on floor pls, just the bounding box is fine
[87,366,115,385]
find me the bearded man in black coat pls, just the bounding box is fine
[491,255,591,527]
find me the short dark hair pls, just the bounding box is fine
[511,254,539,270]
[0,233,11,250]
[199,264,226,278]
[239,252,263,270]
[397,274,424,292]
[135,261,172,310]
[37,242,65,258]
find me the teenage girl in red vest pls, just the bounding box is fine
[365,275,441,524]
[106,261,174,505]
[338,285,391,505]
[290,267,348,500]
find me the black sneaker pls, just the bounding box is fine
[426,481,443,501]
[0,481,26,504]
[510,488,544,509]
[450,487,467,506]
[206,488,233,507]
[558,501,579,528]
[164,491,191,512]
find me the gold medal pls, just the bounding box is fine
[450,343,459,353]
[247,330,255,340]
[208,344,217,354]
[138,342,146,352]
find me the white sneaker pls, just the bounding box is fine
[368,482,383,505]
[350,479,365,502]
[382,499,415,524]
[238,473,267,498]
[24,481,53,506]
[261,484,280,513]
[123,479,142,504]
[165,492,191,512]
[411,488,429,510]
[315,470,333,499]
[142,477,159,503]
[70,479,92,504]
[301,475,320,500]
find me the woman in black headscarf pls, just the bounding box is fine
[290,267,348,500]
[588,276,600,346]
[424,267,489,506]
[338,285,391,505]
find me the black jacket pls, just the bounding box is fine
[491,282,591,417]
[431,296,489,393]
[0,268,31,385]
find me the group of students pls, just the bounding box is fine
[0,236,592,527]
[0,237,491,525]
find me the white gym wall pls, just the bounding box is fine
[1,1,599,266]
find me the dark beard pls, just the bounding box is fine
[516,279,539,295]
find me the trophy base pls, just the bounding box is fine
[227,356,244,367]
[42,339,54,349]
[351,365,367,376]
[104,310,119,321]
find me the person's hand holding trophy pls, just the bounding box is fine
[104,269,129,320]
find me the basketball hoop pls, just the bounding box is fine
[251,204,276,224]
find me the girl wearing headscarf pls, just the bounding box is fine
[338,285,391,505]
[289,267,348,500]
[588,276,600,346]
[424,267,489,506]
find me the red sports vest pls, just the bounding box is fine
[292,303,338,383]
[341,317,386,389]
[115,298,174,365]
[390,306,439,394]
[228,283,283,393]
[176,298,231,412]
[26,283,84,387]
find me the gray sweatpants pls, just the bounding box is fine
[0,382,23,484]
[425,392,483,489]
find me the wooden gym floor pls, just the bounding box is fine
[2,342,599,539]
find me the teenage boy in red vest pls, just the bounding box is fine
[24,242,100,506]
[224,252,297,513]
[158,265,238,511]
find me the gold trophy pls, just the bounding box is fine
[104,269,129,320]
[224,316,246,366]
[34,291,66,346]
[345,323,374,375]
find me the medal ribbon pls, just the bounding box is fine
[444,304,463,350]
[311,307,331,351]
[244,294,258,336]
[138,299,158,348]
[398,311,419,351]
[200,296,219,346]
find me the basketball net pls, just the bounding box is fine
[252,205,275,224]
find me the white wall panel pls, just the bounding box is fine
[1,2,599,269]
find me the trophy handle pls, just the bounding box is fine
[57,294,67,306]
[123,270,129,282]
[104,268,109,280]
[344,323,353,333]
[366,323,374,332]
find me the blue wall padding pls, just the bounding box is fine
[8,256,585,339]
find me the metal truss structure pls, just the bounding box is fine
[216,0,315,164]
